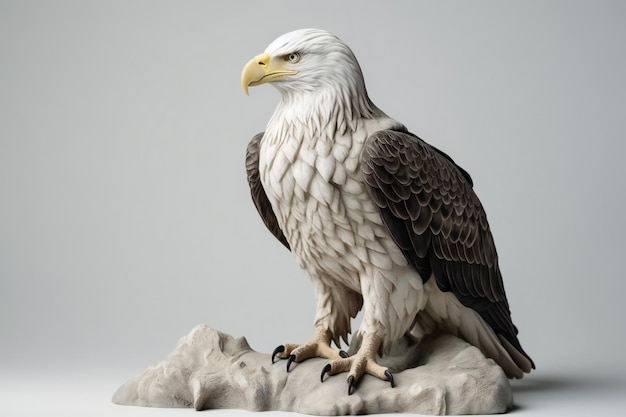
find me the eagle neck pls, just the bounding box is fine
[265,87,386,147]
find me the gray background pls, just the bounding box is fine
[1,1,625,416]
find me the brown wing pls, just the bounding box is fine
[361,129,533,368]
[245,132,290,250]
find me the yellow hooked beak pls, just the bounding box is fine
[241,52,298,95]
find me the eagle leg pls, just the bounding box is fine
[320,333,394,395]
[271,326,346,371]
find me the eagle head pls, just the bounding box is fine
[241,29,367,97]
[241,29,385,129]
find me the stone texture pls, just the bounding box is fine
[113,325,513,415]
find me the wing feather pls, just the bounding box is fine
[245,132,290,250]
[361,129,534,369]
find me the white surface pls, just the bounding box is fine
[2,1,625,416]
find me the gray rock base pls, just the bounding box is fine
[113,325,513,415]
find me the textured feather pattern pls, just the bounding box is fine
[257,114,430,348]
[361,129,534,374]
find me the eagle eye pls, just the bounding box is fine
[285,52,301,64]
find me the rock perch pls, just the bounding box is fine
[113,325,513,415]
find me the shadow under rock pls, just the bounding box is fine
[509,371,626,412]
[512,373,625,394]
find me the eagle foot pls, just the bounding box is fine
[320,339,394,395]
[271,328,344,371]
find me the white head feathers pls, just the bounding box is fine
[263,29,385,133]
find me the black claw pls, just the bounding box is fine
[320,364,332,382]
[385,370,395,388]
[271,345,285,364]
[339,350,349,358]
[347,376,356,396]
[286,354,297,372]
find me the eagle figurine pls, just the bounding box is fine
[241,28,534,395]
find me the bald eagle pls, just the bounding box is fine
[241,28,534,394]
